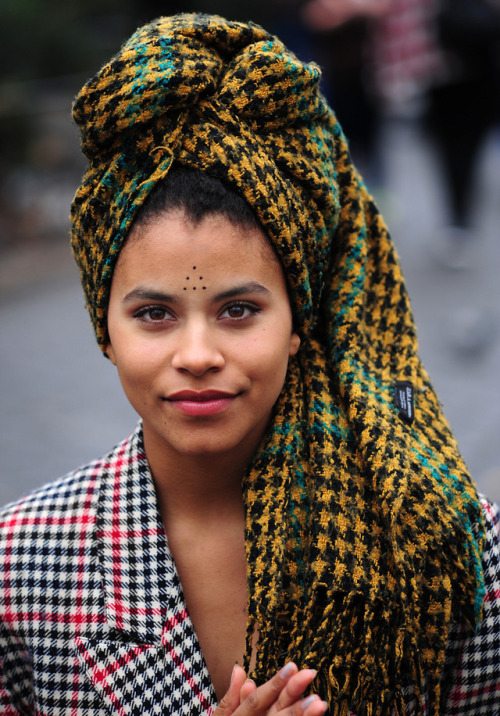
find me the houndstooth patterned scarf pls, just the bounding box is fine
[70,14,485,715]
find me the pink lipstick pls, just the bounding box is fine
[165,390,236,417]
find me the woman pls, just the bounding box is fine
[0,13,498,716]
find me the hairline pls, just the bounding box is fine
[121,206,280,267]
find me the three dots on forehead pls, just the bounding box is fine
[184,266,206,290]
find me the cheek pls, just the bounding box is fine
[241,332,293,386]
[111,341,158,389]
[109,322,163,369]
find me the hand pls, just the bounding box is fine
[214,662,328,715]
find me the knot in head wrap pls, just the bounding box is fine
[71,13,485,715]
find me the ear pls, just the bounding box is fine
[105,343,117,365]
[289,331,301,357]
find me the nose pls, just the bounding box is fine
[171,320,225,376]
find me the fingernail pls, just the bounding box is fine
[279,662,295,679]
[302,695,317,710]
[229,662,239,686]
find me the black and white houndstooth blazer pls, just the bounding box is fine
[0,424,499,715]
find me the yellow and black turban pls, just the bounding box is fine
[71,14,485,716]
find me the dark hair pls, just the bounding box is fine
[134,163,260,229]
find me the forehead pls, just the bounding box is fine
[120,209,278,266]
[113,209,283,287]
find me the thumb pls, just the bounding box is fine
[214,665,247,715]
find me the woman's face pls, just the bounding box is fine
[106,209,300,466]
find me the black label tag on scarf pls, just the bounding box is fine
[394,381,414,423]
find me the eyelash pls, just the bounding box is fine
[219,302,261,320]
[132,302,261,324]
[133,306,174,323]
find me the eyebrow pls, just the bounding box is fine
[122,281,271,305]
[122,288,176,304]
[213,282,271,302]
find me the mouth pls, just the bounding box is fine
[164,390,238,417]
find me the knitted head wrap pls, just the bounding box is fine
[71,14,485,715]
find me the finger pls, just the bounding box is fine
[237,662,299,714]
[297,694,329,716]
[275,694,328,716]
[214,665,247,715]
[240,678,257,703]
[268,669,318,714]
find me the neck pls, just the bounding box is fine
[143,428,254,525]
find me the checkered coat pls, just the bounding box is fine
[0,424,499,715]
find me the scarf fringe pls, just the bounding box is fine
[247,583,453,716]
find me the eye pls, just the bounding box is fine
[133,305,174,323]
[219,302,260,320]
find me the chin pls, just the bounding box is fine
[175,439,242,458]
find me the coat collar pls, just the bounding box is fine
[83,423,217,713]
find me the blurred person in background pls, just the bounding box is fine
[299,0,500,269]
[424,0,500,267]
[364,0,500,266]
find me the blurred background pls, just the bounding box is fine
[1,0,499,505]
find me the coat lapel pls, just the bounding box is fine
[96,426,172,642]
[75,425,217,714]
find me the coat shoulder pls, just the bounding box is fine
[0,429,140,533]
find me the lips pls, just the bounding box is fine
[164,390,237,417]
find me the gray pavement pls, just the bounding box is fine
[0,118,499,506]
